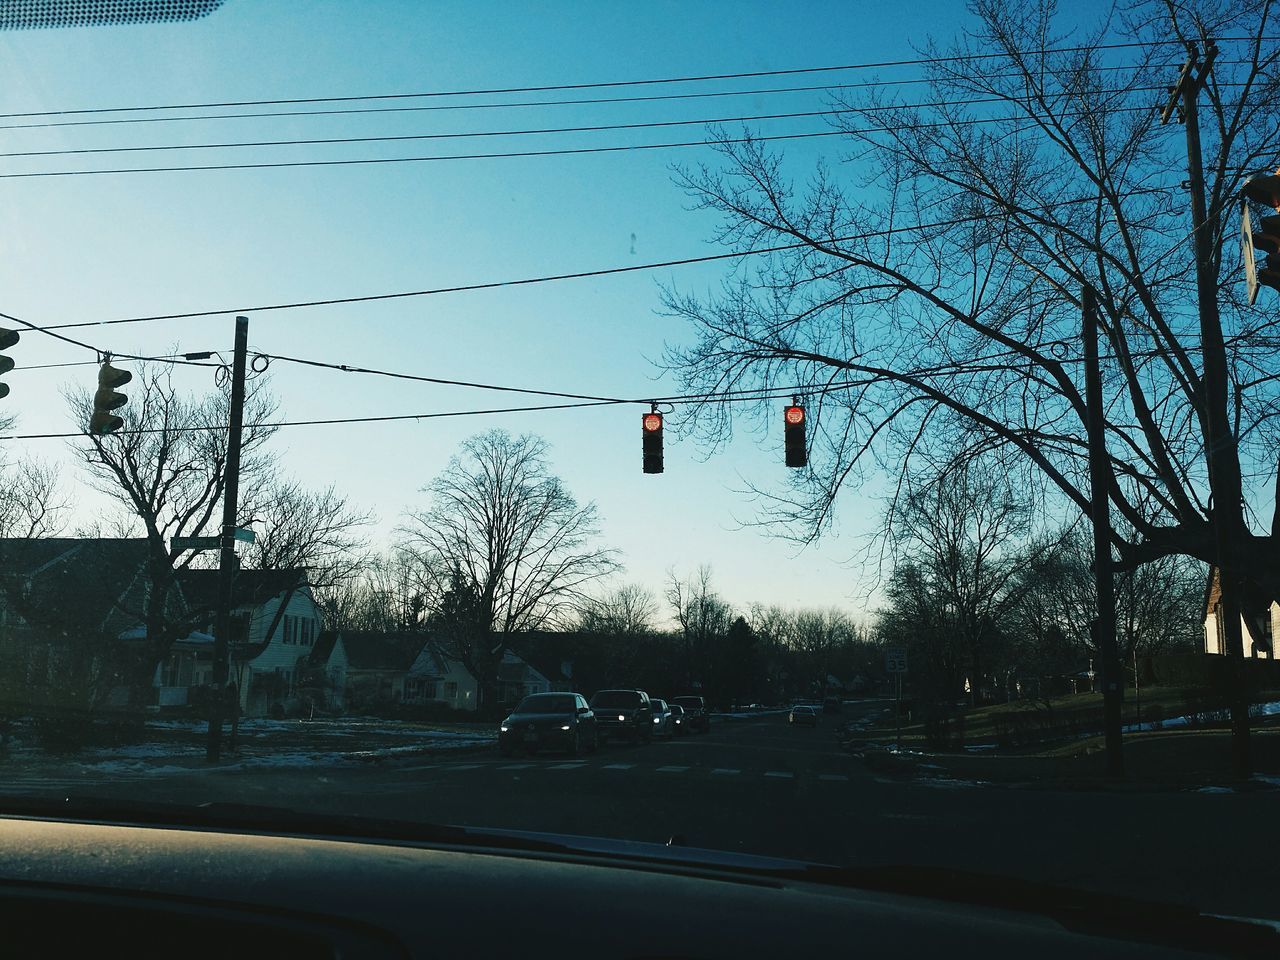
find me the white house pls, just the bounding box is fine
[1202,567,1275,659]
[406,642,479,711]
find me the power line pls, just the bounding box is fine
[0,36,1263,121]
[0,88,1185,162]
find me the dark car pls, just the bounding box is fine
[668,703,688,735]
[789,705,819,727]
[499,693,597,757]
[672,696,710,733]
[589,689,653,744]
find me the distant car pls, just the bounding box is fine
[650,699,674,738]
[668,703,688,735]
[499,693,597,757]
[589,689,653,744]
[671,696,710,733]
[789,705,819,727]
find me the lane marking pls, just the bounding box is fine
[601,763,635,770]
[764,771,794,779]
[656,765,690,773]
[499,763,534,770]
[711,768,741,775]
[449,764,484,771]
[818,774,849,782]
[549,762,587,770]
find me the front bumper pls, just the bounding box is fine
[499,726,575,751]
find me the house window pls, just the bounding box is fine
[444,681,458,699]
[424,680,438,699]
[302,619,315,646]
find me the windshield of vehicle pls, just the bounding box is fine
[1,0,1276,926]
[652,701,666,712]
[669,706,683,716]
[590,692,640,709]
[513,695,575,715]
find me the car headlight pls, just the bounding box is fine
[653,717,661,723]
[560,724,571,731]
[618,714,626,722]
[500,725,509,732]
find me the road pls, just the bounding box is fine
[6,703,1279,919]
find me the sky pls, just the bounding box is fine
[0,0,1117,621]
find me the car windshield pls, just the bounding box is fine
[590,692,638,708]
[0,0,1277,927]
[514,696,575,715]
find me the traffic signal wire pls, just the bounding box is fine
[0,36,1267,121]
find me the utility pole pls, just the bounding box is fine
[1082,286,1124,778]
[1162,42,1252,779]
[206,316,249,762]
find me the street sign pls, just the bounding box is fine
[885,646,908,674]
[234,527,256,544]
[171,536,220,552]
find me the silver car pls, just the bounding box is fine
[650,699,675,738]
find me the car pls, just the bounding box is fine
[671,696,710,733]
[650,699,675,738]
[499,693,597,757]
[589,689,653,744]
[668,703,688,735]
[789,705,819,727]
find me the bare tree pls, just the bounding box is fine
[318,548,437,633]
[577,583,659,637]
[66,363,278,700]
[401,430,619,702]
[243,479,375,590]
[665,1,1280,767]
[666,566,735,695]
[0,459,66,538]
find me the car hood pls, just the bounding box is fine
[505,711,574,724]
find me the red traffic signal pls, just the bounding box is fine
[90,361,132,435]
[784,405,807,468]
[642,411,663,474]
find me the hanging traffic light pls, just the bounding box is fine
[1243,174,1280,304]
[642,408,663,474]
[784,403,807,468]
[90,361,132,435]
[0,327,16,401]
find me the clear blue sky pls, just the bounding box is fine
[0,0,1113,619]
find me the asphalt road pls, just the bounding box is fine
[7,704,1279,919]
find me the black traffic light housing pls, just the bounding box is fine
[642,408,663,474]
[90,361,132,435]
[784,403,807,468]
[0,327,16,401]
[1243,174,1280,303]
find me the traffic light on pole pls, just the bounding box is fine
[90,360,132,435]
[0,327,16,401]
[784,402,807,468]
[642,406,663,474]
[1242,172,1280,304]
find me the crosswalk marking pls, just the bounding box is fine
[656,765,690,773]
[499,763,534,770]
[711,768,741,775]
[764,771,794,779]
[550,762,587,770]
[818,774,849,782]
[450,764,484,771]
[601,763,635,770]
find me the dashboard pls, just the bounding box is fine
[0,814,1268,958]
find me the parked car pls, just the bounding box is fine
[668,703,688,735]
[789,705,819,727]
[589,689,653,744]
[650,699,674,738]
[499,693,597,757]
[671,696,710,733]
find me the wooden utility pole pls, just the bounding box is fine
[1162,42,1252,779]
[206,316,249,762]
[1082,286,1124,777]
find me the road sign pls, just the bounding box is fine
[171,536,220,552]
[885,646,908,674]
[234,527,256,544]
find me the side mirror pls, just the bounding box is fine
[577,707,590,715]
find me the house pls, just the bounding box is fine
[1202,567,1275,659]
[339,631,422,711]
[179,568,325,715]
[303,630,349,712]
[405,642,478,711]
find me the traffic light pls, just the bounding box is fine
[0,327,16,401]
[90,361,132,435]
[642,409,663,474]
[784,404,807,468]
[1242,174,1280,304]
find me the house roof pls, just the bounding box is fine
[0,538,152,639]
[310,629,341,666]
[341,631,425,672]
[505,632,574,684]
[179,568,308,613]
